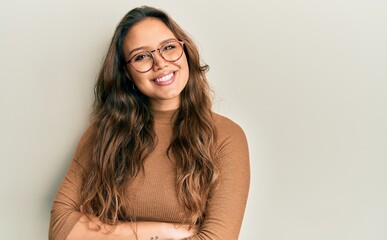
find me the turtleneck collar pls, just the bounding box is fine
[152,108,178,124]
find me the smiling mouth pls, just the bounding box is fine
[154,72,175,83]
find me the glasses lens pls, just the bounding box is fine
[160,41,184,62]
[130,52,153,72]
[129,41,184,73]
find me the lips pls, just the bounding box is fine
[153,71,176,86]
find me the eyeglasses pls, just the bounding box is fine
[126,40,185,73]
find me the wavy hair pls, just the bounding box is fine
[80,6,219,226]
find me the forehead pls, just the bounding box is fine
[123,18,176,52]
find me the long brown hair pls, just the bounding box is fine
[80,6,218,226]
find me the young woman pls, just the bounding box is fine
[49,6,250,240]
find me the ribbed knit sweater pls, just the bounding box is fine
[49,110,250,240]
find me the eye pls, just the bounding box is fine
[132,52,151,62]
[162,43,177,52]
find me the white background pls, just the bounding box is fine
[1,0,386,239]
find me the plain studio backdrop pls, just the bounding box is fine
[1,0,386,239]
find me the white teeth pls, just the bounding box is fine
[155,72,174,82]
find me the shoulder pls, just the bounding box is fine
[211,112,250,172]
[73,123,97,165]
[211,112,248,152]
[212,112,246,139]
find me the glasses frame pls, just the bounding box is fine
[126,40,185,73]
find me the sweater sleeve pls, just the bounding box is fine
[188,116,250,240]
[49,126,95,240]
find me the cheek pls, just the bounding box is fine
[128,70,145,85]
[180,56,190,79]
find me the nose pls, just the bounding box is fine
[151,50,168,71]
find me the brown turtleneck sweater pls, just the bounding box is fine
[49,110,250,240]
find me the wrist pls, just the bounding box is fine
[117,221,136,239]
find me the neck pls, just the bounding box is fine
[152,108,178,124]
[150,98,180,111]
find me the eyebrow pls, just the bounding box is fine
[127,38,177,57]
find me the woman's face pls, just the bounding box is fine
[123,18,189,111]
